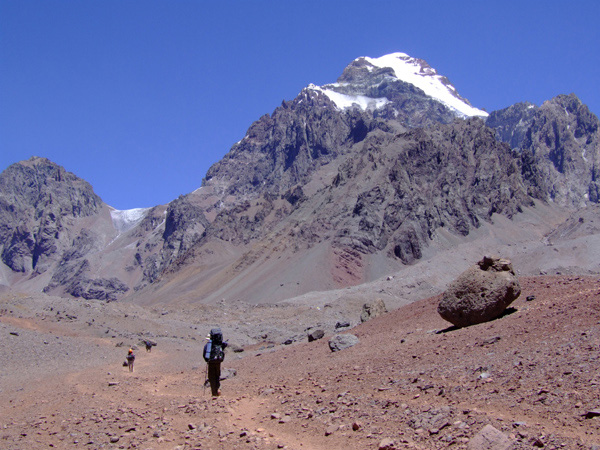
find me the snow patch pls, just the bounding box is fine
[110,207,151,234]
[310,85,390,111]
[363,53,488,118]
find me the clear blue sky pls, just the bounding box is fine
[1,0,598,210]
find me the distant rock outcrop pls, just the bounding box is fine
[438,256,521,327]
[202,90,365,199]
[44,262,129,301]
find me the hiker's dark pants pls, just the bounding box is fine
[207,361,221,396]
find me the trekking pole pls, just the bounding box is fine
[204,364,208,396]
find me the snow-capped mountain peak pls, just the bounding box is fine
[364,53,487,117]
[309,52,487,118]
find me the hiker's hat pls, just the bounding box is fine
[128,348,133,353]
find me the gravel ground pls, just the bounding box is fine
[1,275,600,449]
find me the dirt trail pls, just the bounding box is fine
[223,394,340,450]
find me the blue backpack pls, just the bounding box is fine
[204,328,225,362]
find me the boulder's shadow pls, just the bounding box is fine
[436,307,519,334]
[497,306,518,319]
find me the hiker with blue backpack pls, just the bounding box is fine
[203,328,228,397]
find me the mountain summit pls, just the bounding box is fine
[309,52,488,118]
[203,53,488,200]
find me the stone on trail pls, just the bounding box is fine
[584,409,600,419]
[325,424,339,436]
[438,256,521,327]
[378,438,396,450]
[220,368,237,380]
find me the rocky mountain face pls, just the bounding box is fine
[2,54,599,304]
[487,94,600,206]
[203,90,372,198]
[0,157,101,274]
[0,157,135,300]
[327,118,531,266]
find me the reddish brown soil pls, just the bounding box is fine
[1,275,600,449]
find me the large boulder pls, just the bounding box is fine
[438,256,521,327]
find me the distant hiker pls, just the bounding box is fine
[203,328,228,397]
[126,348,135,372]
[144,340,156,352]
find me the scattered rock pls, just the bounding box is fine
[229,343,244,353]
[325,424,339,436]
[378,437,396,450]
[408,407,451,434]
[360,298,387,323]
[328,334,359,352]
[468,424,513,450]
[220,368,237,380]
[480,336,501,346]
[335,320,351,329]
[307,329,325,342]
[584,409,600,419]
[531,437,545,447]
